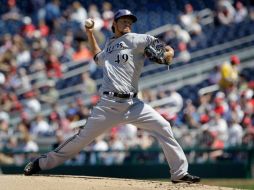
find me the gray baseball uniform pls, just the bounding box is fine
[38,33,188,180]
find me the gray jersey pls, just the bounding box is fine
[95,33,156,94]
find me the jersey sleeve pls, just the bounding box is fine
[135,34,157,51]
[94,50,105,66]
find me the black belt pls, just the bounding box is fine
[103,91,137,99]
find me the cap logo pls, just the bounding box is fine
[125,10,131,14]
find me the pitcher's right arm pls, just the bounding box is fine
[85,20,101,61]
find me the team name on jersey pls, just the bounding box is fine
[106,42,128,53]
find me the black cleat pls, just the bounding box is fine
[24,158,41,176]
[172,174,200,184]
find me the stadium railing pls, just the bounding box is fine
[0,146,253,178]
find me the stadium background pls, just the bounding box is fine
[0,0,254,189]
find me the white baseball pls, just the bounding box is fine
[85,18,94,28]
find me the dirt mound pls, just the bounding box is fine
[0,175,235,190]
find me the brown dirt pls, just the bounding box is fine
[0,175,238,190]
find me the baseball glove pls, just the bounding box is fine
[144,39,170,65]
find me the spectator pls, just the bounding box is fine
[226,92,244,122]
[206,111,228,145]
[70,1,88,27]
[179,3,202,36]
[75,99,90,120]
[242,116,254,147]
[24,91,41,114]
[21,16,36,39]
[226,115,243,147]
[164,88,184,113]
[173,25,191,44]
[29,59,48,85]
[0,119,11,140]
[6,91,22,112]
[0,72,6,85]
[88,4,101,21]
[183,99,200,129]
[49,38,64,58]
[0,121,15,165]
[15,41,31,67]
[219,55,240,90]
[72,41,93,61]
[0,108,10,123]
[177,42,191,63]
[102,1,114,31]
[38,19,49,37]
[197,93,212,115]
[213,91,229,117]
[1,0,22,21]
[30,114,52,136]
[19,132,39,152]
[216,0,235,25]
[16,68,32,92]
[45,52,63,78]
[49,103,72,134]
[38,80,59,104]
[65,102,79,122]
[208,65,221,85]
[105,133,125,165]
[30,0,46,22]
[14,122,30,136]
[0,152,14,165]
[90,135,109,165]
[118,124,138,145]
[44,0,61,32]
[87,4,105,44]
[62,30,75,61]
[234,1,248,23]
[0,33,12,54]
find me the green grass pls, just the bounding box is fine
[153,179,254,190]
[201,179,254,190]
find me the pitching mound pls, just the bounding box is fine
[1,175,234,190]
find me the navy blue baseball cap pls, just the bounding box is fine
[113,9,137,23]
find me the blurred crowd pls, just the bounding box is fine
[161,0,254,63]
[0,0,254,166]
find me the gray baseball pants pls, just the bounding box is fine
[38,96,188,180]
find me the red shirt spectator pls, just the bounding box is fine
[38,19,49,37]
[21,16,36,38]
[46,53,63,78]
[72,41,92,61]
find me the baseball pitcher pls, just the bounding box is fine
[24,9,200,184]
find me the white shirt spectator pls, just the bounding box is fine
[0,110,10,122]
[217,0,235,25]
[16,48,31,67]
[93,140,108,151]
[19,68,32,91]
[23,140,39,152]
[105,136,125,165]
[119,124,137,140]
[174,25,191,44]
[226,123,243,147]
[90,137,109,165]
[208,113,228,143]
[177,43,191,63]
[70,1,87,25]
[88,4,104,31]
[50,39,64,58]
[234,1,248,23]
[0,72,6,84]
[180,4,202,35]
[26,98,41,113]
[30,115,51,135]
